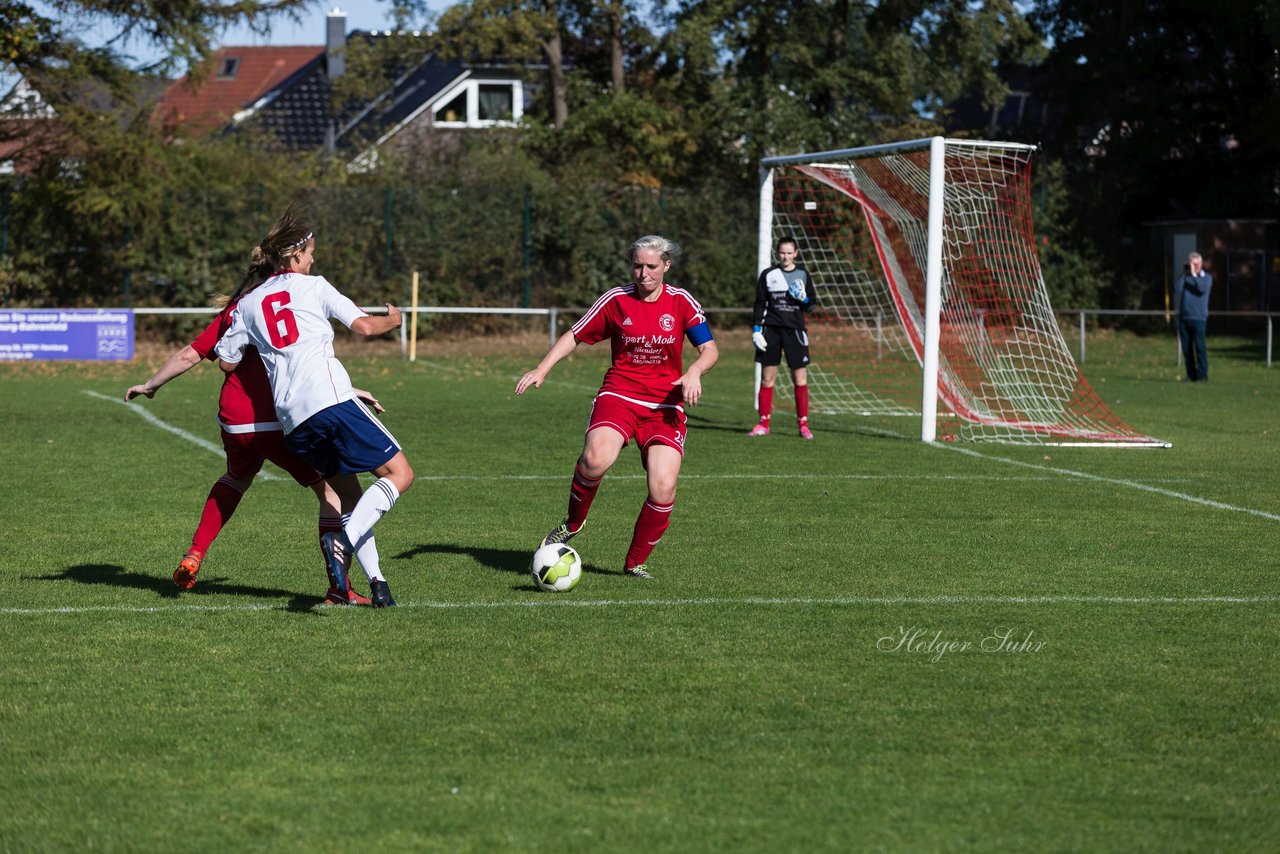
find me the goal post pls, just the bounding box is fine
[758,136,1169,447]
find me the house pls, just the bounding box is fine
[153,9,527,170]
[1,73,166,175]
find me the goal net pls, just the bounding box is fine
[759,137,1167,446]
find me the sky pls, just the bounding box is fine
[104,0,448,70]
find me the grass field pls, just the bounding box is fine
[1,331,1277,851]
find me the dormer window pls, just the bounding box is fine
[217,57,240,80]
[432,79,522,128]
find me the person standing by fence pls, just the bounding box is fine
[1174,252,1213,382]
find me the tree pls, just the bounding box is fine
[435,0,570,127]
[1030,0,1280,302]
[657,0,1042,160]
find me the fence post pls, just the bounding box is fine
[523,184,532,308]
[1268,315,1273,368]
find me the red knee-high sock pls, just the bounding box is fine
[625,499,674,569]
[758,386,774,423]
[795,384,809,426]
[189,476,247,558]
[566,464,602,533]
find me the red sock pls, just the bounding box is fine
[795,384,809,425]
[566,463,602,533]
[190,476,246,557]
[758,386,773,423]
[625,499,674,569]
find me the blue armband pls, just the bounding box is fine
[686,321,713,347]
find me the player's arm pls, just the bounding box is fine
[213,306,249,374]
[124,344,201,400]
[515,330,580,395]
[752,270,769,350]
[352,303,402,337]
[673,339,719,408]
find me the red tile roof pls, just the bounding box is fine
[155,45,324,136]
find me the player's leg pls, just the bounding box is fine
[545,404,629,545]
[176,431,260,589]
[262,429,368,604]
[751,357,780,436]
[338,451,411,608]
[793,365,812,439]
[782,329,813,439]
[288,400,407,608]
[623,442,682,580]
[312,477,371,606]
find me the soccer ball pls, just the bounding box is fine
[531,543,582,592]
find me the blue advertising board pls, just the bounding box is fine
[0,309,134,361]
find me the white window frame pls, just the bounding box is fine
[432,78,523,128]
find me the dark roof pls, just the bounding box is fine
[227,33,467,153]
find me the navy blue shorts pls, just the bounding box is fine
[286,399,401,477]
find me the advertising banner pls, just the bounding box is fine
[0,309,134,361]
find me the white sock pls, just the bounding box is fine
[341,513,382,583]
[344,479,400,582]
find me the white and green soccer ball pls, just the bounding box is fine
[531,543,582,592]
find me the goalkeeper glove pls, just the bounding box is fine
[752,325,767,352]
[787,280,807,302]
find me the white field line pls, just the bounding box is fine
[938,443,1280,523]
[85,390,286,480]
[3,593,1278,617]
[407,472,1192,483]
[89,387,1268,516]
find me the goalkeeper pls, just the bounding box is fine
[749,236,817,439]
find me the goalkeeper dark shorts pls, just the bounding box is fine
[755,326,811,369]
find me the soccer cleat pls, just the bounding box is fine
[541,519,582,547]
[370,579,397,608]
[172,553,202,590]
[324,585,371,606]
[320,531,355,600]
[799,424,814,440]
[748,422,770,437]
[624,565,655,580]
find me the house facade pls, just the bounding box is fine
[154,9,526,170]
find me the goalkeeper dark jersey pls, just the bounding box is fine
[753,264,815,331]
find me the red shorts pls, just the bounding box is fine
[587,393,687,465]
[221,428,323,486]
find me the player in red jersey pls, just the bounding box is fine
[125,238,380,605]
[515,235,719,579]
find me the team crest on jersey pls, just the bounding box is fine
[658,313,675,332]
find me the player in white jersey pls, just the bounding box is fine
[215,206,414,608]
[515,235,718,579]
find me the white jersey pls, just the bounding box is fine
[215,272,367,434]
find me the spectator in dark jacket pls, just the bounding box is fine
[1174,252,1212,382]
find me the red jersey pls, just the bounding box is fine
[572,283,710,408]
[190,301,281,433]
